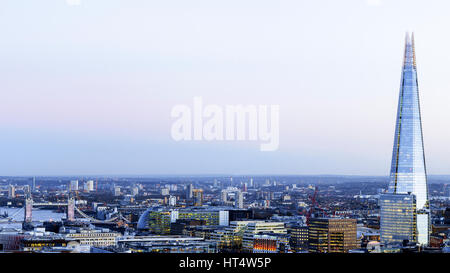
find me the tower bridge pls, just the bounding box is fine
[24,197,75,223]
[0,197,130,225]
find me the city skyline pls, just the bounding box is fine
[3,1,450,176]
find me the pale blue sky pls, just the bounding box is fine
[1,0,450,175]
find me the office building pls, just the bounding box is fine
[161,188,170,196]
[84,180,94,192]
[308,218,357,253]
[241,221,287,252]
[114,186,121,196]
[32,177,36,192]
[69,180,79,192]
[63,229,120,248]
[235,190,244,209]
[168,195,177,207]
[131,186,139,196]
[289,225,309,252]
[186,184,194,199]
[380,193,417,246]
[7,185,15,198]
[147,211,172,235]
[193,189,203,206]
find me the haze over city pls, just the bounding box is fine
[2,0,450,175]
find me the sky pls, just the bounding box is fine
[1,0,450,176]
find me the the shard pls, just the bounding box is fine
[382,32,430,246]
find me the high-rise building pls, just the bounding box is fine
[161,188,170,196]
[32,177,36,192]
[69,180,79,192]
[289,225,309,252]
[186,184,194,199]
[379,193,417,246]
[114,186,121,196]
[193,189,203,206]
[131,186,139,196]
[381,32,430,246]
[308,218,357,253]
[221,190,228,204]
[8,185,15,198]
[235,190,244,209]
[23,185,30,195]
[84,180,94,192]
[169,195,177,206]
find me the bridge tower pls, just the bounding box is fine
[24,197,33,223]
[67,197,75,222]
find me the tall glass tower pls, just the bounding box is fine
[383,32,430,246]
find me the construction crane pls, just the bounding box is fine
[305,186,327,225]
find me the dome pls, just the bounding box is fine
[137,208,151,230]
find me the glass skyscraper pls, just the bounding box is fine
[381,32,430,246]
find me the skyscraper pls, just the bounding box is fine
[69,180,79,192]
[8,184,15,198]
[193,189,203,206]
[186,183,194,199]
[381,32,430,246]
[32,176,36,192]
[235,190,244,209]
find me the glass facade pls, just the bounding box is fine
[308,218,357,253]
[380,193,416,246]
[289,226,309,252]
[385,33,430,246]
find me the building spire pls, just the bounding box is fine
[403,32,416,68]
[386,32,429,246]
[411,32,417,68]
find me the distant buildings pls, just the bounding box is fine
[131,186,139,196]
[221,188,244,208]
[32,177,36,192]
[137,207,231,234]
[235,191,244,209]
[7,185,15,199]
[69,180,79,192]
[168,195,177,206]
[186,184,193,199]
[161,188,170,196]
[192,189,203,206]
[114,186,121,196]
[84,180,94,192]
